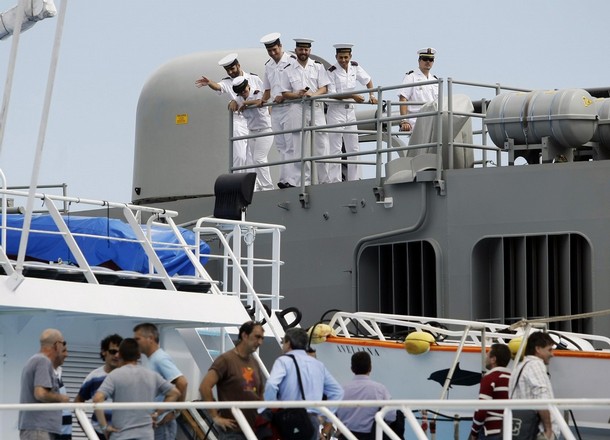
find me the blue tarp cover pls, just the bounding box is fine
[2,215,210,276]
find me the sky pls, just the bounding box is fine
[0,0,609,205]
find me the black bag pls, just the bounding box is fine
[273,407,315,440]
[511,361,541,440]
[512,409,540,440]
[272,354,315,440]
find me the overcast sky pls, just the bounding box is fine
[0,0,608,204]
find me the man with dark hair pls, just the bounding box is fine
[264,327,344,440]
[199,321,266,439]
[470,343,512,439]
[195,54,264,188]
[398,47,438,133]
[134,323,188,440]
[509,332,558,439]
[259,32,294,189]
[75,334,123,439]
[326,43,377,182]
[93,338,180,439]
[18,328,70,439]
[281,38,331,186]
[336,351,396,440]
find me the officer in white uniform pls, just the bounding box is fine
[231,76,274,191]
[398,47,439,132]
[326,44,378,182]
[195,53,256,174]
[260,32,295,189]
[280,38,331,186]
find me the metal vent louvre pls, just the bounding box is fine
[472,233,592,333]
[358,240,438,318]
[62,346,104,438]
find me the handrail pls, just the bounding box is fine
[227,78,532,185]
[326,311,610,350]
[2,398,608,440]
[193,217,286,346]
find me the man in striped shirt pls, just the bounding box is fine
[470,343,512,439]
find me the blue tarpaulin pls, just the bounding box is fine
[1,215,210,276]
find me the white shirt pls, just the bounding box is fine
[235,76,271,131]
[327,61,371,95]
[509,355,559,437]
[263,52,292,100]
[399,69,438,124]
[280,57,330,94]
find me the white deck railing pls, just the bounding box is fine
[2,398,609,440]
[327,311,610,351]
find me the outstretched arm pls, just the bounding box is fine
[195,76,222,91]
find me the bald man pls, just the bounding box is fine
[18,328,70,439]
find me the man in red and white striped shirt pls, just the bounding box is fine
[470,343,512,439]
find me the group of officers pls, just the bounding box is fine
[195,34,439,190]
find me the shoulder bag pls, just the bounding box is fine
[272,354,316,440]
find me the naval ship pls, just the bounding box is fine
[1,2,610,438]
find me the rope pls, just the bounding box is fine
[508,308,610,330]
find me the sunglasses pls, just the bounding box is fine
[107,349,119,355]
[55,340,67,346]
[419,57,435,62]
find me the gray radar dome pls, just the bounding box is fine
[132,48,272,204]
[485,89,598,149]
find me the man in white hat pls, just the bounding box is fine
[195,54,262,187]
[326,44,377,182]
[398,47,439,132]
[259,32,295,189]
[280,38,331,186]
[231,76,274,190]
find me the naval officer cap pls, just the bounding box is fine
[260,32,282,48]
[232,76,248,94]
[417,47,437,58]
[218,53,239,68]
[333,44,353,54]
[294,38,314,48]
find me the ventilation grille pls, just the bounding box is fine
[358,240,438,317]
[472,233,592,332]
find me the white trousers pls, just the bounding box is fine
[232,116,249,172]
[247,127,274,191]
[270,105,292,185]
[288,101,329,186]
[327,103,359,182]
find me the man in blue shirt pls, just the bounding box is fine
[75,334,123,439]
[134,323,188,440]
[264,328,343,440]
[336,352,397,440]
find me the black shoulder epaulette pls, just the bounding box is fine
[249,72,258,77]
[433,75,438,79]
[254,90,260,95]
[350,61,359,66]
[222,76,230,81]
[282,64,291,70]
[290,54,297,59]
[314,60,321,64]
[406,70,414,75]
[328,65,337,72]
[265,59,271,65]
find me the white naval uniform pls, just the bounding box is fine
[263,52,293,186]
[216,72,258,172]
[280,58,331,186]
[327,60,372,182]
[235,76,274,191]
[399,69,439,128]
